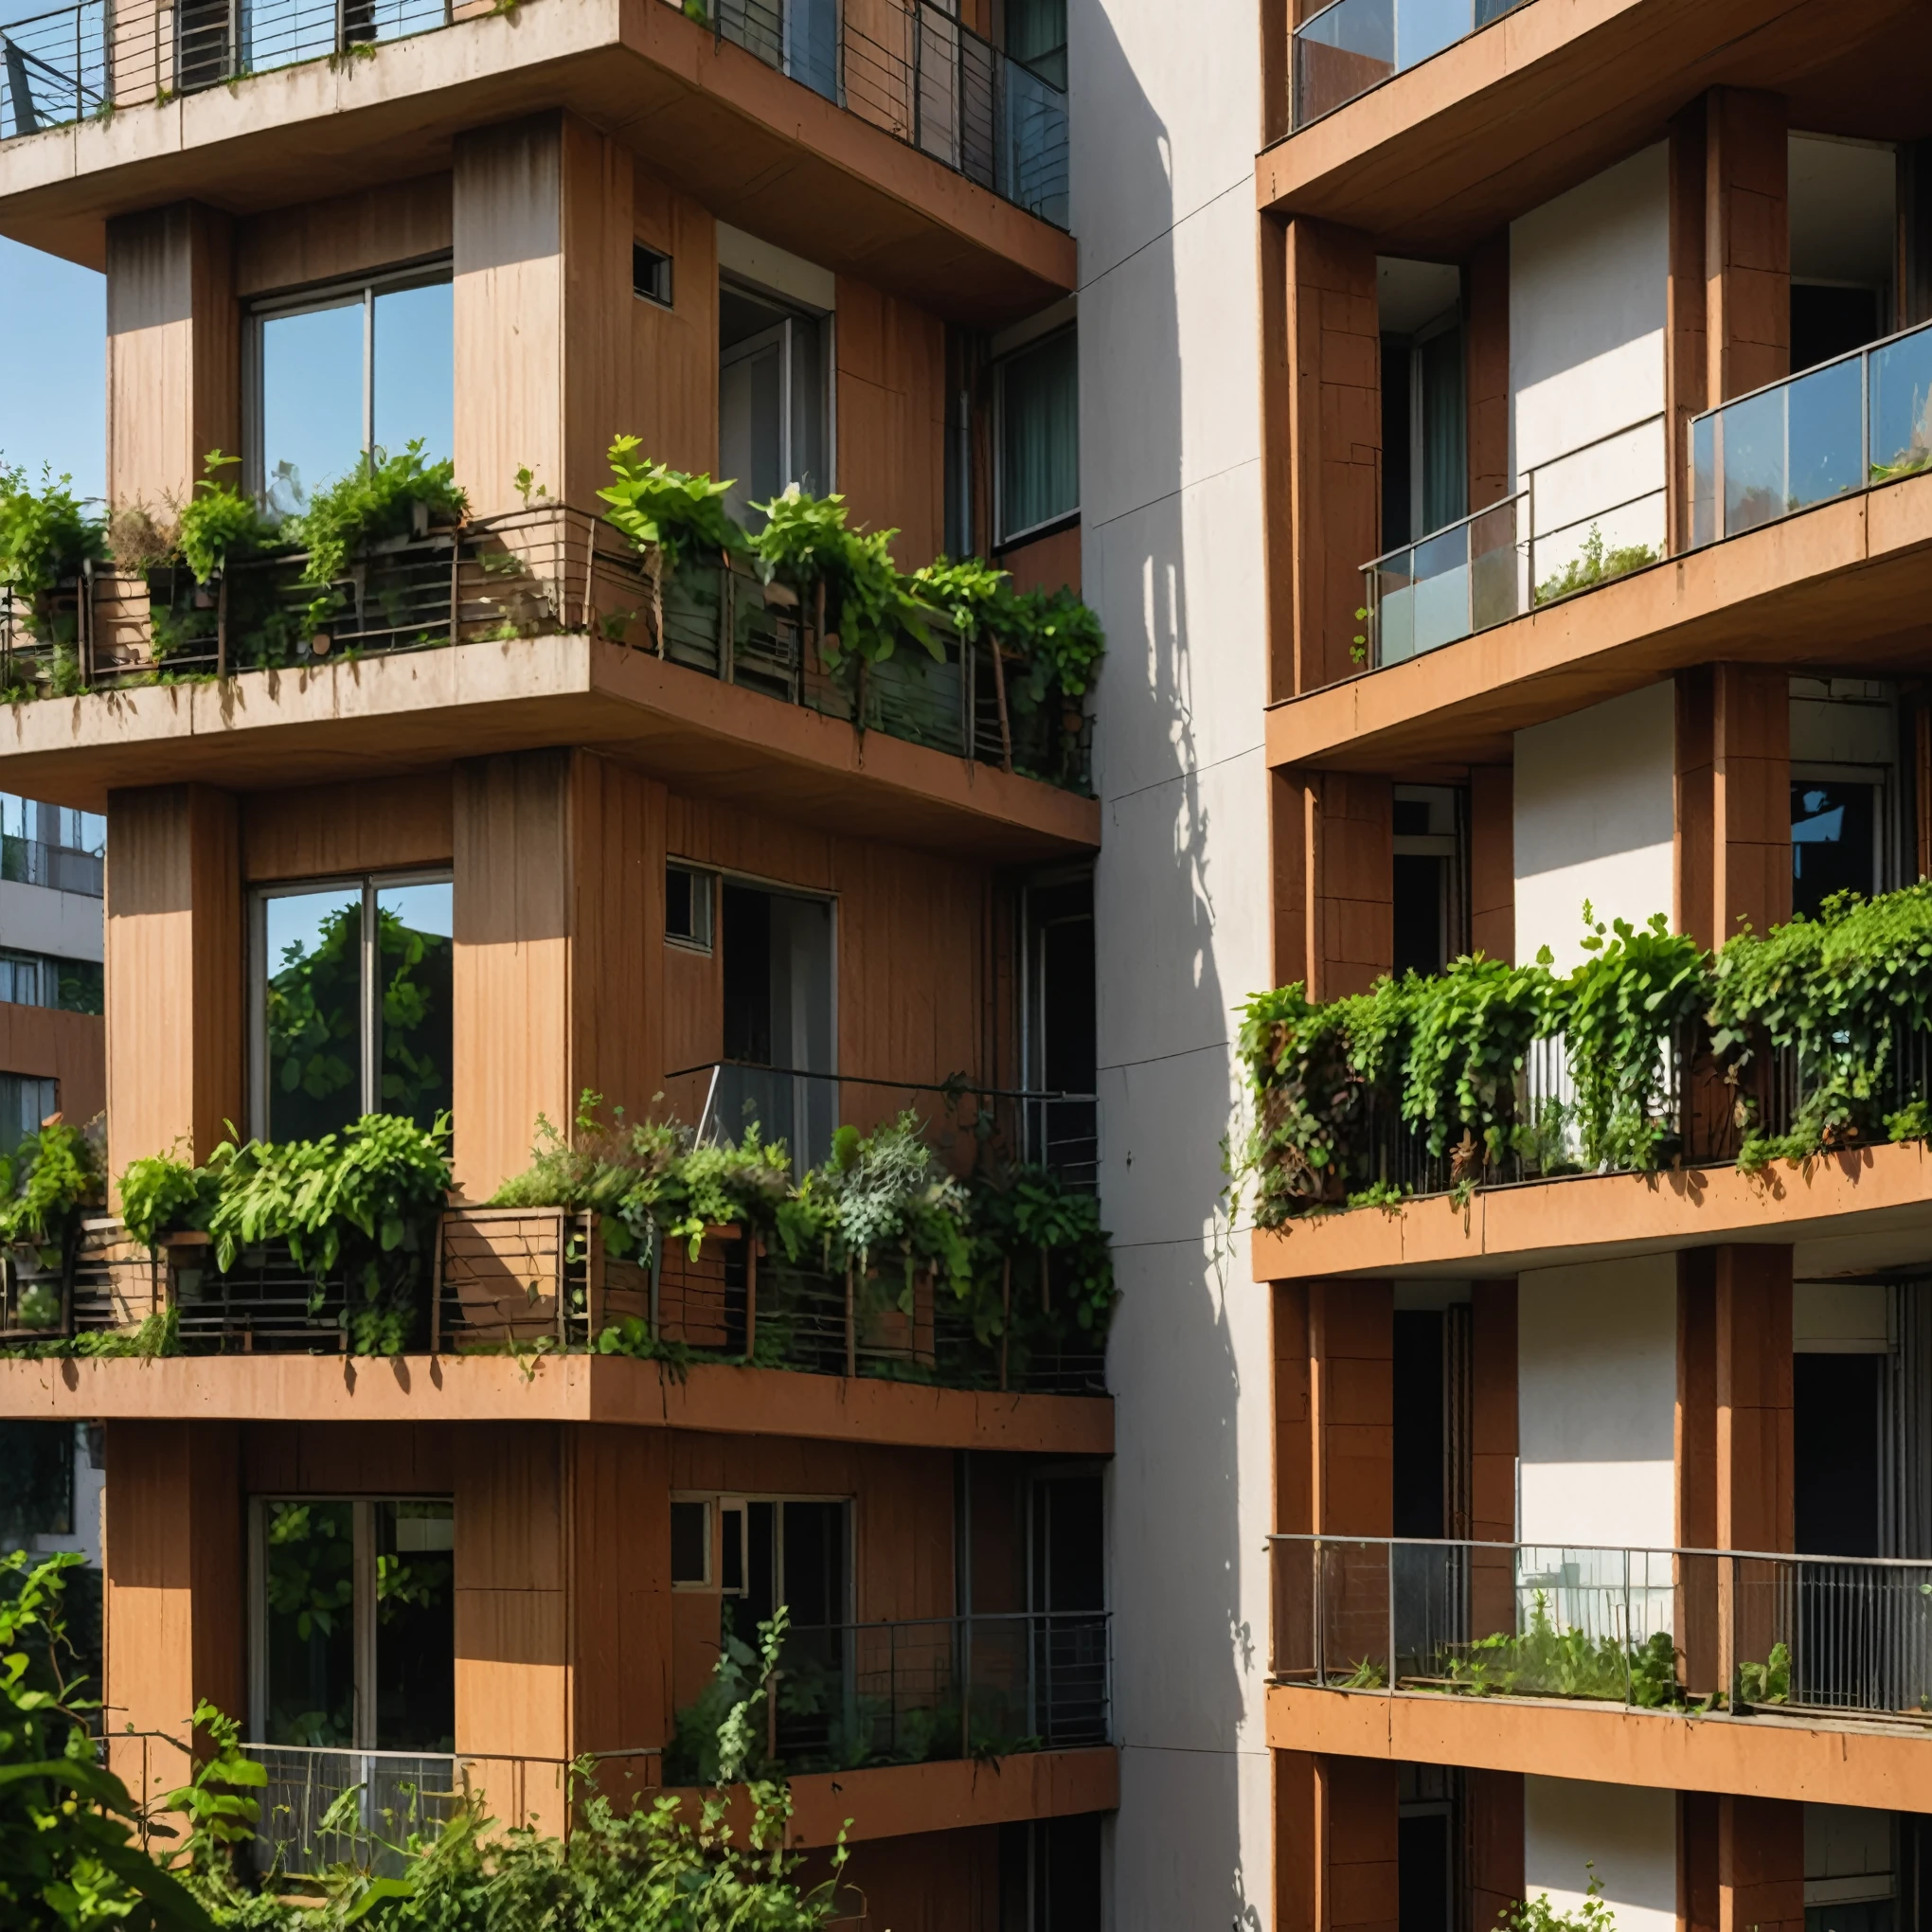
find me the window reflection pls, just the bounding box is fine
[262,1499,357,1747]
[263,886,365,1143]
[259,300,366,519]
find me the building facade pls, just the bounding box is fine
[0,5,1111,1925]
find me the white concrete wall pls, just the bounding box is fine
[0,880,104,963]
[1518,1255,1677,1548]
[1526,1777,1677,1932]
[1514,684,1676,973]
[1511,145,1669,580]
[1073,0,1272,1922]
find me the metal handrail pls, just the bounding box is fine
[1690,313,1932,426]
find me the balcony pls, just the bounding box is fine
[1291,0,1529,131]
[1364,415,1665,668]
[0,831,102,895]
[1691,318,1932,548]
[0,504,1096,817]
[1272,1531,1932,1733]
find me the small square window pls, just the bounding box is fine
[671,1500,710,1586]
[666,864,714,952]
[635,242,673,309]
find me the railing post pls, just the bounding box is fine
[1621,1548,1633,1708]
[1387,1537,1397,1690]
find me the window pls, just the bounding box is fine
[719,278,831,528]
[997,330,1078,544]
[250,264,455,517]
[1023,873,1096,1185]
[671,1499,711,1586]
[1792,773,1886,920]
[1391,787,1466,977]
[666,864,715,952]
[0,1422,73,1548]
[1006,0,1066,87]
[0,1076,57,1153]
[717,881,834,1170]
[251,1497,454,1750]
[634,242,674,309]
[250,873,454,1141]
[710,1495,850,1634]
[0,951,101,1014]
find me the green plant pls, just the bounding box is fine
[1736,1640,1791,1706]
[0,464,104,598]
[752,487,937,679]
[175,452,278,585]
[0,1549,216,1931]
[1494,1866,1619,1932]
[598,438,746,572]
[1565,906,1708,1171]
[286,440,467,589]
[0,1120,103,1260]
[1533,525,1659,604]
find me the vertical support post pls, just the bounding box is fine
[215,573,227,679]
[990,637,1013,771]
[999,1255,1011,1391]
[648,1225,661,1342]
[743,1237,758,1363]
[844,1262,855,1379]
[1386,1534,1396,1691]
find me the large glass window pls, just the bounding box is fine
[1006,0,1067,87]
[253,1496,455,1750]
[251,266,455,518]
[998,329,1078,544]
[251,874,453,1141]
[719,279,831,528]
[717,879,834,1171]
[0,950,102,1014]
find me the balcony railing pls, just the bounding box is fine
[674,1060,1097,1189]
[1291,0,1530,129]
[0,832,103,896]
[0,504,1092,796]
[1691,317,1932,546]
[1270,1533,1932,1727]
[1364,414,1666,668]
[711,0,1069,227]
[765,1610,1109,1771]
[0,0,1069,227]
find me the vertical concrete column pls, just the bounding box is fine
[453,112,635,517]
[1676,1249,1720,1693]
[1470,1279,1518,1635]
[104,785,242,1172]
[1704,89,1790,405]
[1271,769,1394,999]
[452,750,666,1199]
[1469,768,1514,964]
[1276,1754,1400,1932]
[102,1422,243,1802]
[1674,664,1791,952]
[105,204,239,512]
[1666,102,1709,553]
[1309,1279,1394,1535]
[1281,219,1380,696]
[1715,1245,1793,1555]
[1717,1797,1804,1932]
[1465,232,1512,514]
[1468,1770,1526,1932]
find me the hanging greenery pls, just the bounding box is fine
[598,438,748,571]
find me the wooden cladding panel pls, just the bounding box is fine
[1467,1772,1525,1932]
[241,1422,456,1494]
[1465,231,1511,513]
[1706,90,1791,407]
[1271,770,1393,1001]
[995,521,1080,596]
[1718,1797,1805,1932]
[843,1826,1001,1932]
[632,166,720,479]
[1714,1244,1794,1556]
[1675,665,1791,952]
[240,773,455,881]
[1468,765,1513,966]
[105,784,242,1169]
[1669,103,1710,554]
[233,174,453,298]
[834,276,947,571]
[105,203,240,512]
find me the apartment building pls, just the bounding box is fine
[1142,3,1932,1932]
[0,3,1114,1924]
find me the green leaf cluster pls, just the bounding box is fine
[0,1119,103,1256]
[1532,524,1660,604]
[1439,1594,1682,1708]
[175,453,280,586]
[286,441,467,589]
[752,488,935,674]
[0,464,105,598]
[596,438,746,573]
[1493,1866,1621,1932]
[913,556,1105,698]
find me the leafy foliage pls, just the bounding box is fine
[0,465,105,598]
[597,438,746,573]
[1533,525,1660,603]
[0,1549,216,1931]
[1439,1595,1681,1708]
[0,1120,103,1257]
[116,1115,452,1357]
[174,453,279,586]
[286,441,467,589]
[1494,1866,1620,1932]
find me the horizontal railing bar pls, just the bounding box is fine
[1530,484,1669,551]
[666,1058,1095,1105]
[1690,316,1932,424]
[242,1742,661,1762]
[1267,1530,1932,1570]
[1519,408,1667,472]
[1359,490,1528,577]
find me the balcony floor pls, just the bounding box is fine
[1268,1679,1932,1809]
[1250,1137,1932,1283]
[0,1351,1115,1453]
[0,632,1099,864]
[0,0,1072,325]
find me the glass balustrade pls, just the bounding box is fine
[1292,0,1530,127]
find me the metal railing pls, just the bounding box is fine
[0,0,1070,231]
[0,833,103,896]
[1364,415,1667,667]
[1291,0,1530,129]
[1691,316,1932,546]
[767,1610,1109,1770]
[707,0,1069,227]
[675,1060,1097,1188]
[0,503,1092,796]
[1270,1533,1932,1726]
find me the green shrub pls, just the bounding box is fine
[0,464,105,597]
[287,440,467,588]
[598,438,746,571]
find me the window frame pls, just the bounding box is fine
[246,1493,455,1749]
[1791,760,1895,908]
[634,242,674,309]
[248,868,454,1139]
[244,256,455,507]
[665,862,717,955]
[993,325,1080,548]
[699,1493,854,1623]
[718,271,836,510]
[671,1495,713,1590]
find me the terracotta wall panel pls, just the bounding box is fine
[1705,90,1790,405]
[233,175,453,298]
[1469,765,1514,964]
[630,167,719,478]
[834,275,947,570]
[1719,1796,1804,1932]
[241,774,455,882]
[1674,665,1790,951]
[1273,770,1392,998]
[1466,231,1511,512]
[844,1825,999,1932]
[996,520,1080,595]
